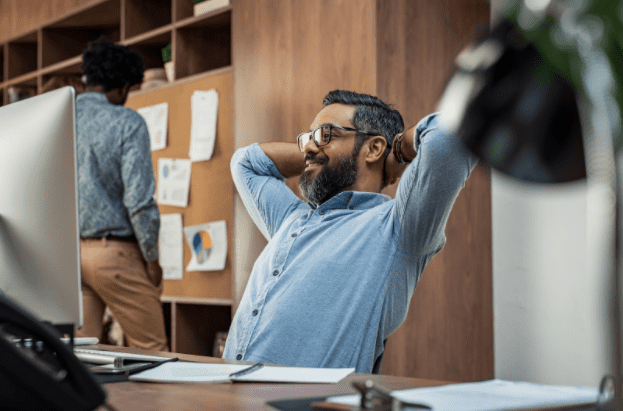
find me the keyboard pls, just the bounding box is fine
[74,348,170,367]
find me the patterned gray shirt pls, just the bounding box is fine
[75,92,159,261]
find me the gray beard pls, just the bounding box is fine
[299,155,358,206]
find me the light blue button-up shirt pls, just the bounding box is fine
[75,92,160,261]
[223,113,478,373]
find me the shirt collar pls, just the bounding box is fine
[309,191,390,212]
[77,92,109,103]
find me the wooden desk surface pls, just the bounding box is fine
[93,345,451,411]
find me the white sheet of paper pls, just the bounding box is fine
[183,220,227,271]
[159,214,184,280]
[189,89,218,162]
[137,102,168,151]
[235,365,354,384]
[157,158,191,207]
[326,379,598,411]
[129,362,354,384]
[130,363,247,383]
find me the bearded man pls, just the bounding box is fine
[223,90,477,373]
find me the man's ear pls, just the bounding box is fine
[364,136,387,163]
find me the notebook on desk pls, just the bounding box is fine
[128,361,354,384]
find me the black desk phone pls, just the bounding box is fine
[0,293,106,410]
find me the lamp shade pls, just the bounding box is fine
[438,18,585,183]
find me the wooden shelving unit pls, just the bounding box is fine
[0,0,234,357]
[0,0,232,106]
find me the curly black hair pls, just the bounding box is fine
[323,90,404,157]
[82,37,145,91]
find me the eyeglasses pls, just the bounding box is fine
[296,124,377,152]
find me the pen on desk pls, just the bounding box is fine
[122,357,179,375]
[229,362,264,379]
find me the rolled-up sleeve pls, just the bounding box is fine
[393,113,479,257]
[231,143,304,240]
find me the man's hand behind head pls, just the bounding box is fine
[383,135,409,189]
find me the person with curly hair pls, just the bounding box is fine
[74,37,168,351]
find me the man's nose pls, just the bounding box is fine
[303,138,319,156]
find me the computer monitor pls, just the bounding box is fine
[0,87,81,335]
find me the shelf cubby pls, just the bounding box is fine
[42,0,121,68]
[7,31,38,80]
[6,77,38,104]
[41,28,120,69]
[123,0,172,39]
[0,44,4,85]
[123,29,172,71]
[175,303,231,356]
[161,297,232,356]
[174,10,231,79]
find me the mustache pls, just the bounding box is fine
[304,155,328,165]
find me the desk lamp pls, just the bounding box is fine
[436,0,622,409]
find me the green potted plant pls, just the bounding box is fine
[162,43,174,82]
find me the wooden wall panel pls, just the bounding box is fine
[376,0,493,382]
[0,0,94,42]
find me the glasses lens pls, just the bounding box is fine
[314,125,332,146]
[298,132,312,152]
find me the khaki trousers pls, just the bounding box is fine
[76,238,168,351]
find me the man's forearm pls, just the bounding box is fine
[259,142,306,179]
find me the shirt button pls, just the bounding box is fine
[272,270,279,276]
[236,354,242,360]
[291,233,298,238]
[252,309,259,316]
[319,210,325,215]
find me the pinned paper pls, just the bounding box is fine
[183,221,227,271]
[159,214,183,280]
[137,102,168,151]
[189,89,218,162]
[157,158,191,207]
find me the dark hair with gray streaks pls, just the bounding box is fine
[322,90,404,156]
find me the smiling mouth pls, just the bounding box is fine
[305,157,326,169]
[305,162,323,169]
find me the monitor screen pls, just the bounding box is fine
[0,87,82,332]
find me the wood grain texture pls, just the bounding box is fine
[125,70,233,301]
[376,0,492,382]
[0,0,95,43]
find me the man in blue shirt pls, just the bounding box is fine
[224,90,478,373]
[74,38,168,351]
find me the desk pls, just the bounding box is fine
[93,345,450,411]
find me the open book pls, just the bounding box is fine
[129,361,355,384]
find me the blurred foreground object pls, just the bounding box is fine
[438,0,622,409]
[439,18,585,183]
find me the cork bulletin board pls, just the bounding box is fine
[125,68,233,300]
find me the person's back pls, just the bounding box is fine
[76,94,154,237]
[74,37,168,351]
